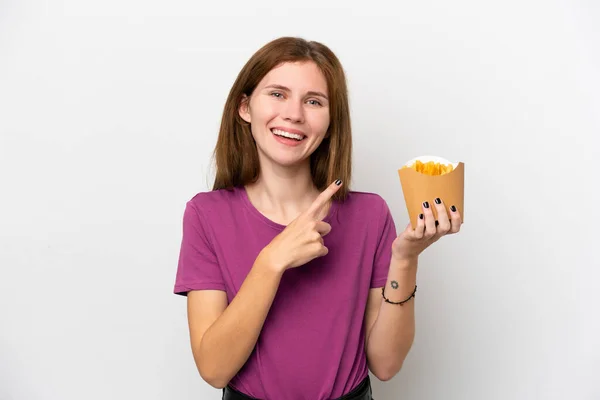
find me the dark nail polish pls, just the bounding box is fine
[435,220,439,226]
[423,201,429,208]
[419,213,424,219]
[335,179,342,186]
[450,205,457,212]
[435,198,441,204]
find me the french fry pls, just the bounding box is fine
[402,160,455,176]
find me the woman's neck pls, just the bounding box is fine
[244,161,325,225]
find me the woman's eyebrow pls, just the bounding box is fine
[264,84,328,100]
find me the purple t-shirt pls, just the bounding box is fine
[174,186,397,399]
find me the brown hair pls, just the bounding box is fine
[211,36,352,201]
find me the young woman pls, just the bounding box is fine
[173,36,462,400]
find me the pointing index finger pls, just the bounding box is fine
[306,179,343,219]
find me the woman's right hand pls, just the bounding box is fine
[260,179,343,272]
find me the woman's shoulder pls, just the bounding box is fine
[188,186,238,203]
[336,190,392,222]
[184,186,242,216]
[343,190,389,211]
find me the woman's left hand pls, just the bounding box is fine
[391,197,462,263]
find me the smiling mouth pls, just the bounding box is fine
[271,128,306,141]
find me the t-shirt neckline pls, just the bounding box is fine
[236,185,339,231]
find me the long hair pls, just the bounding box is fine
[211,36,352,201]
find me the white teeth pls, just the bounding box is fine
[271,129,304,141]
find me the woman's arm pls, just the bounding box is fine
[187,252,283,389]
[364,257,417,381]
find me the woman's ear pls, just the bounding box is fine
[239,94,251,123]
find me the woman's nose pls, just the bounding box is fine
[282,99,304,123]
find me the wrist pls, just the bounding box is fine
[391,255,418,271]
[257,246,288,276]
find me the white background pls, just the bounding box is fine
[1,0,599,399]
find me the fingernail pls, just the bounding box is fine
[435,220,439,226]
[435,198,441,204]
[335,179,342,186]
[419,213,424,219]
[423,201,429,208]
[450,205,457,212]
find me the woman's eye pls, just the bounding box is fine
[269,92,322,106]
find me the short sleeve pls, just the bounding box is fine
[173,200,226,296]
[370,198,397,288]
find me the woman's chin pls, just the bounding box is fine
[256,146,311,169]
[268,155,309,168]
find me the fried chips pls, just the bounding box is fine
[402,160,455,176]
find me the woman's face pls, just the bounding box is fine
[239,61,331,169]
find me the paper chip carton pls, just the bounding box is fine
[398,155,465,229]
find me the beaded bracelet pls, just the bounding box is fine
[382,284,417,305]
